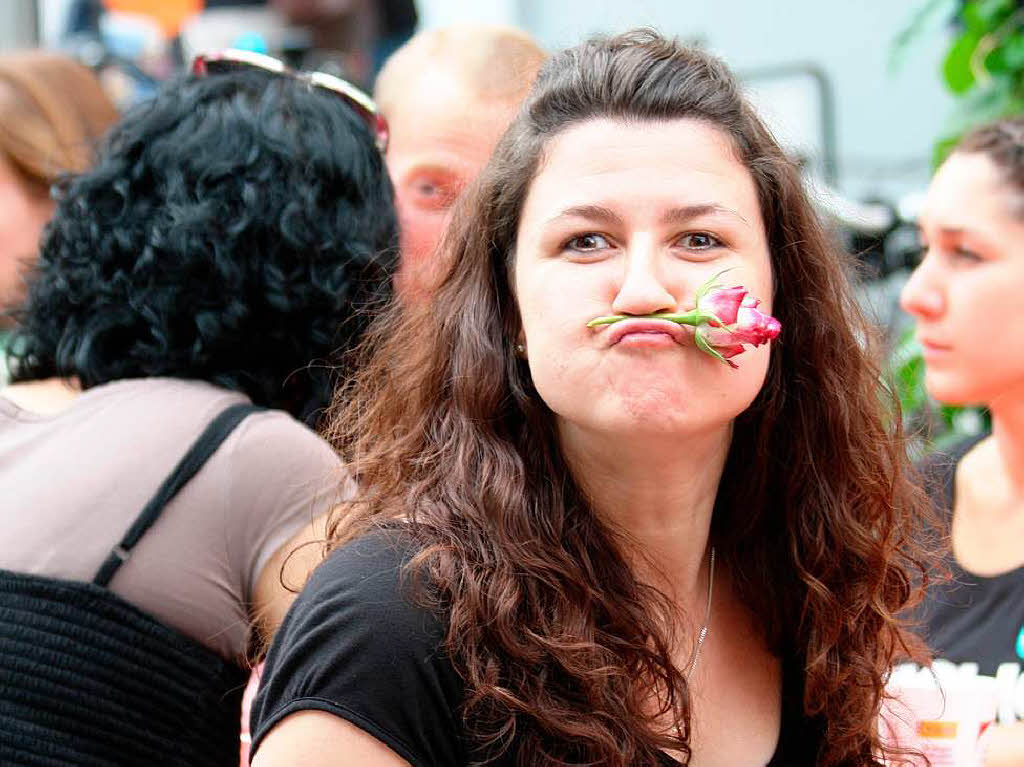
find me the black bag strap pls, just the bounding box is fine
[93,402,263,587]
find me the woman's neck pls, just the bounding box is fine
[989,392,1024,496]
[558,422,731,601]
[1,377,81,415]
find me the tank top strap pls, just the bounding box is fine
[92,401,264,587]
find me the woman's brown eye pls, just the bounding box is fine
[567,234,609,251]
[680,232,719,249]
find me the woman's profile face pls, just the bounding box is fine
[900,151,1024,407]
[513,117,773,442]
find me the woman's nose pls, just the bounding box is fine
[899,254,945,320]
[610,244,676,317]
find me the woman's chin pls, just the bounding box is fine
[923,373,989,409]
[585,394,743,440]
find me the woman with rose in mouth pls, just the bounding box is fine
[251,31,931,767]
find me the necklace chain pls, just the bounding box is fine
[684,546,715,678]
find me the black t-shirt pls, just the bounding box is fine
[251,530,822,765]
[914,435,1024,677]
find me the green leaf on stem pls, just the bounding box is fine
[944,30,982,93]
[694,329,730,366]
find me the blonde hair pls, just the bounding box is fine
[374,25,546,114]
[0,51,118,193]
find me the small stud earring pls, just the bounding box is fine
[515,342,526,355]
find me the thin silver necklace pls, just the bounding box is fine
[684,546,715,678]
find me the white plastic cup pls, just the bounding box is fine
[881,664,998,767]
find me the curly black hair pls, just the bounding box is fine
[8,68,398,421]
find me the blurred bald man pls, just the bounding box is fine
[375,25,546,296]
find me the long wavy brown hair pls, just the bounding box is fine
[325,30,932,767]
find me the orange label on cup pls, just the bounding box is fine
[917,721,958,739]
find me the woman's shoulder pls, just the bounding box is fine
[252,528,466,765]
[223,404,341,479]
[916,432,989,513]
[96,377,343,480]
[279,528,451,659]
[302,528,436,609]
[90,377,344,496]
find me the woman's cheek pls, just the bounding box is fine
[520,267,597,349]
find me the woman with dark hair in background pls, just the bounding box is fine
[251,31,930,767]
[901,116,1024,766]
[0,50,119,378]
[0,57,396,766]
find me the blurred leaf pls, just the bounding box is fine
[962,1,987,31]
[934,74,1009,167]
[933,78,1021,166]
[1003,28,1024,68]
[939,404,958,428]
[900,360,926,412]
[975,0,1015,25]
[944,30,983,92]
[892,330,927,413]
[985,43,1009,72]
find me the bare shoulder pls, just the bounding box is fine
[956,433,997,485]
[0,377,81,415]
[253,710,412,767]
[955,433,1009,517]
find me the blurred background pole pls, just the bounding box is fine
[0,0,40,50]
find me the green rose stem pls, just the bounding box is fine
[587,309,719,328]
[585,309,732,367]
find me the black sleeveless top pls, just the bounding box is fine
[252,530,825,766]
[0,403,260,767]
[914,434,1024,677]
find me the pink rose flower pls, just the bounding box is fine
[697,295,781,368]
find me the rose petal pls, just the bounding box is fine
[698,285,746,326]
[715,343,745,359]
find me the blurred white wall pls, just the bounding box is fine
[419,0,956,203]
[416,0,521,29]
[31,0,954,204]
[38,0,72,48]
[0,0,39,50]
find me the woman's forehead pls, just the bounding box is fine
[925,151,1023,229]
[519,117,761,229]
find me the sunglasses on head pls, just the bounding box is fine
[191,49,389,153]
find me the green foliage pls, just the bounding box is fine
[895,0,1024,165]
[940,0,1024,161]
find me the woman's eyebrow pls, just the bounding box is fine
[660,203,749,227]
[545,204,624,228]
[544,203,749,229]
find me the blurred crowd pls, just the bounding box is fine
[0,4,1022,767]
